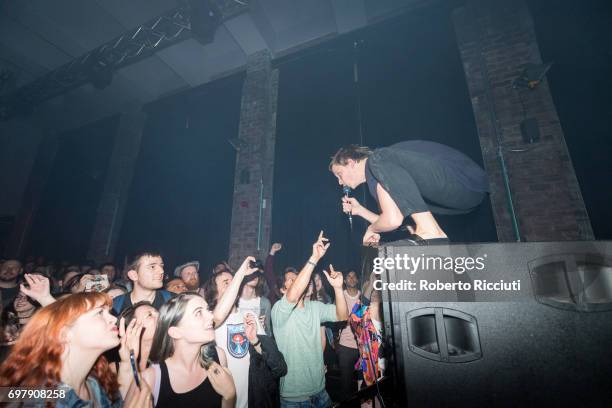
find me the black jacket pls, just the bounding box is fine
[248,334,287,408]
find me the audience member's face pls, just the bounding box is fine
[306,281,314,299]
[314,274,323,291]
[88,269,101,276]
[214,272,233,299]
[345,271,359,289]
[0,260,21,283]
[105,288,125,299]
[101,265,116,282]
[245,276,259,289]
[68,301,119,351]
[174,297,215,344]
[166,279,188,294]
[13,292,35,314]
[62,271,79,289]
[134,305,159,341]
[283,271,298,292]
[180,266,200,290]
[130,256,164,291]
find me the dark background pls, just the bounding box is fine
[21,0,612,277]
[114,73,244,272]
[528,0,612,240]
[25,115,118,261]
[270,2,497,276]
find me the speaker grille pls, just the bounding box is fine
[529,253,612,312]
[406,307,482,363]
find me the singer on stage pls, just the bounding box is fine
[329,140,490,245]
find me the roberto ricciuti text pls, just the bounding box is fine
[373,279,521,292]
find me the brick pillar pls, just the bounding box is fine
[87,106,147,264]
[453,0,593,242]
[228,50,279,267]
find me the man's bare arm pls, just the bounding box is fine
[323,265,348,321]
[342,197,379,224]
[286,231,330,304]
[368,183,404,233]
[213,257,257,326]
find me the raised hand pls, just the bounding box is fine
[311,231,330,261]
[118,317,144,364]
[76,274,95,293]
[244,313,258,343]
[20,274,54,306]
[236,256,259,277]
[362,226,381,246]
[323,265,344,289]
[207,362,236,402]
[270,243,283,255]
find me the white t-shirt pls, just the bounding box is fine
[215,311,250,408]
[238,297,260,318]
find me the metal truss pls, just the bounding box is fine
[0,1,248,121]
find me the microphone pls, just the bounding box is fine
[342,185,353,231]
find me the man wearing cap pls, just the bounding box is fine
[174,260,204,296]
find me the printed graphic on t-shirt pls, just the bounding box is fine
[227,323,249,358]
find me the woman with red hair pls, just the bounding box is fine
[0,292,151,407]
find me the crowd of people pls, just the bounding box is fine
[0,232,384,407]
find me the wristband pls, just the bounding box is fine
[307,259,317,267]
[251,339,261,347]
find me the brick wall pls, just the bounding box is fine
[228,50,279,267]
[87,106,146,264]
[453,0,593,241]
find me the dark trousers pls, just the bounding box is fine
[337,344,360,405]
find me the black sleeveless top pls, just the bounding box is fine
[156,361,222,408]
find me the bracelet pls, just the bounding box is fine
[251,339,261,347]
[307,260,317,267]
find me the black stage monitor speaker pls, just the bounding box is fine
[371,241,612,407]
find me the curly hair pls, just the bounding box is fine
[0,292,119,402]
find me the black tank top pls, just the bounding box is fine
[156,361,222,408]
